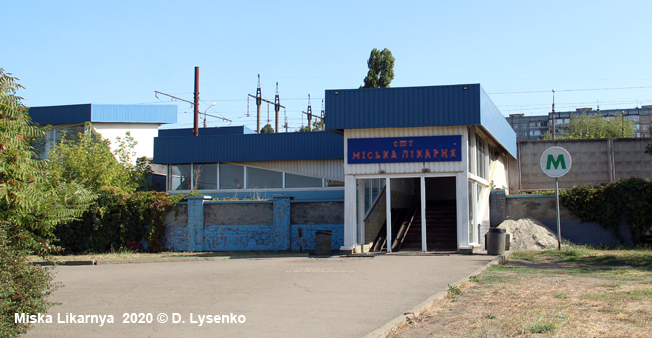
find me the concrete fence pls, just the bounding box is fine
[513,138,652,191]
[163,196,344,251]
[490,190,632,246]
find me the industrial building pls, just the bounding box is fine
[153,84,517,253]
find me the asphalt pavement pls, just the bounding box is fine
[24,253,496,338]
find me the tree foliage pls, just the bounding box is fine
[260,123,274,134]
[545,113,636,139]
[362,48,395,89]
[46,126,147,194]
[298,118,324,132]
[0,69,94,337]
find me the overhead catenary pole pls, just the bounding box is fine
[194,67,200,136]
[274,83,280,133]
[256,75,262,133]
[248,75,285,133]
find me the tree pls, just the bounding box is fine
[362,48,395,88]
[46,126,148,194]
[260,123,274,134]
[544,113,635,139]
[0,69,94,337]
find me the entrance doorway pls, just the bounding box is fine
[368,176,457,252]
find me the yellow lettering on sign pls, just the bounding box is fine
[391,151,397,159]
[416,150,423,158]
[441,149,448,158]
[402,150,409,158]
[450,149,456,158]
[424,149,431,159]
[383,151,389,159]
[353,152,360,160]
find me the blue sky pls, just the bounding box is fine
[4,0,652,131]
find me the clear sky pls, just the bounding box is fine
[4,0,652,131]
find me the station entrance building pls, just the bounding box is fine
[325,84,516,253]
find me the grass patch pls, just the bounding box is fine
[583,288,652,302]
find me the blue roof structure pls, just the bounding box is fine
[158,126,256,137]
[325,84,516,158]
[28,104,177,125]
[153,131,343,164]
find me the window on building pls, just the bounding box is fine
[643,125,648,131]
[635,124,640,130]
[530,130,541,136]
[246,167,282,189]
[475,136,486,179]
[219,163,244,189]
[285,173,323,188]
[642,116,647,122]
[193,163,217,190]
[626,115,640,121]
[168,164,192,191]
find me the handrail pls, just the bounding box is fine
[364,185,387,223]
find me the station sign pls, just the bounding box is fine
[540,146,572,178]
[348,135,461,164]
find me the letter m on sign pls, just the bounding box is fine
[546,154,566,170]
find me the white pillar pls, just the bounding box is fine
[357,179,366,246]
[456,172,469,250]
[420,176,427,252]
[385,177,392,253]
[341,174,357,253]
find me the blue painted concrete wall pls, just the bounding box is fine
[164,196,344,251]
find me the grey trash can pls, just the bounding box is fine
[487,228,506,255]
[314,230,332,255]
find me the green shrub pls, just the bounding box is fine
[55,188,183,254]
[560,178,652,245]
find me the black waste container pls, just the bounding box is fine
[314,230,332,255]
[487,228,506,255]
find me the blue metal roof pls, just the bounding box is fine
[479,88,517,158]
[28,104,177,125]
[153,131,343,164]
[158,126,256,137]
[325,84,516,158]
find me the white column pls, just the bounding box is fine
[385,177,392,253]
[456,172,469,250]
[357,179,366,246]
[420,176,427,252]
[341,174,357,253]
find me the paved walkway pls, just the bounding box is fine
[25,254,496,338]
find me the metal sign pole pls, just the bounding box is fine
[555,177,561,250]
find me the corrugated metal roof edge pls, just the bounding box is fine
[479,87,517,159]
[153,131,344,164]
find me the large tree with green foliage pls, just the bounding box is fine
[545,113,635,139]
[362,48,395,89]
[0,69,94,337]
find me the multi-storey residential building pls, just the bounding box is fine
[505,106,652,141]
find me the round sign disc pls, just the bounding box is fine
[540,146,572,178]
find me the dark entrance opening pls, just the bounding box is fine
[424,177,457,251]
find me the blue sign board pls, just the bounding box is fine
[348,135,462,164]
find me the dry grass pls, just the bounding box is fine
[388,248,652,338]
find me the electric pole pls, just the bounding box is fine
[274,83,280,133]
[302,94,321,131]
[194,67,199,136]
[248,75,285,133]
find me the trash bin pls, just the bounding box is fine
[487,228,506,255]
[314,230,332,255]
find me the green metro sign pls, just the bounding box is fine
[540,147,572,177]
